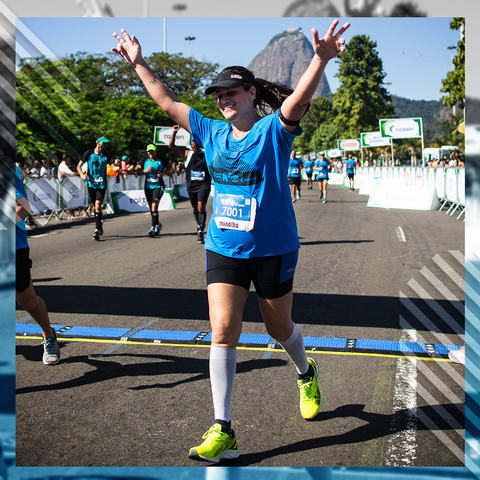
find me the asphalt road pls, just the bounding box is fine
[15,184,465,468]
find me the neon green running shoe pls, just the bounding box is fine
[189,423,239,463]
[297,357,322,419]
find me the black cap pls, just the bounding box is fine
[205,71,256,95]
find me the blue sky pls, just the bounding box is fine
[17,16,460,102]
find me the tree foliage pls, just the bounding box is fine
[332,34,395,139]
[292,96,334,153]
[16,51,222,163]
[440,18,465,110]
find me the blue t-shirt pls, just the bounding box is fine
[288,157,303,178]
[82,149,110,189]
[189,108,302,258]
[315,159,330,179]
[346,159,356,174]
[15,166,29,250]
[144,159,163,189]
[304,160,314,174]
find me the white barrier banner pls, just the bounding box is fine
[24,177,58,213]
[125,175,142,191]
[458,168,465,205]
[427,168,435,189]
[435,169,446,199]
[445,168,458,203]
[368,185,440,210]
[60,176,86,208]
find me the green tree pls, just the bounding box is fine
[16,51,221,161]
[440,18,465,111]
[332,34,395,139]
[309,123,337,152]
[429,110,465,150]
[292,96,334,154]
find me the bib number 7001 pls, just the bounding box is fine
[214,193,257,232]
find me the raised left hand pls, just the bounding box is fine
[312,19,350,62]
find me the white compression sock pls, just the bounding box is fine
[278,323,309,375]
[209,345,237,422]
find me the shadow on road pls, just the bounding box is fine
[24,285,465,334]
[15,350,287,395]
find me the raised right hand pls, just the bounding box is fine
[112,29,143,66]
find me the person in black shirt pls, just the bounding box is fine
[169,125,211,243]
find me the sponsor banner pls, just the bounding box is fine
[153,126,191,147]
[361,131,392,147]
[326,148,342,158]
[24,177,58,213]
[379,117,423,139]
[337,138,361,151]
[174,184,189,199]
[110,189,176,214]
[59,176,87,209]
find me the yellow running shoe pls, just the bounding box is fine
[297,357,322,419]
[189,423,239,463]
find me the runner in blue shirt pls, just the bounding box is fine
[113,18,350,463]
[345,154,356,191]
[303,154,315,190]
[143,144,165,237]
[315,153,330,203]
[77,137,114,240]
[288,150,304,202]
[15,166,60,365]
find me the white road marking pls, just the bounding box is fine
[396,226,406,242]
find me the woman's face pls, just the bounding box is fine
[215,85,255,123]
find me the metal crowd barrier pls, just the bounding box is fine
[22,172,187,227]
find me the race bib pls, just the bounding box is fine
[191,171,205,181]
[92,176,103,185]
[147,173,160,186]
[290,168,299,175]
[214,193,257,232]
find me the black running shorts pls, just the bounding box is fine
[288,176,301,187]
[145,187,164,202]
[206,250,298,299]
[188,185,211,206]
[16,247,32,293]
[88,187,106,203]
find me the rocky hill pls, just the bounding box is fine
[247,27,332,100]
[246,28,452,132]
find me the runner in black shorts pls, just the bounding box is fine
[143,144,165,237]
[113,19,349,462]
[15,166,60,365]
[169,125,211,243]
[77,137,115,240]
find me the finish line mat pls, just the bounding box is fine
[16,323,462,358]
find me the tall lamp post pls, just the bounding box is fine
[185,36,195,58]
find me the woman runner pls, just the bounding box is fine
[112,19,349,462]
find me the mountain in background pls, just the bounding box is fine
[391,96,450,133]
[246,28,450,132]
[247,27,332,100]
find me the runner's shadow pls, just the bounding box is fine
[15,351,287,394]
[221,403,465,466]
